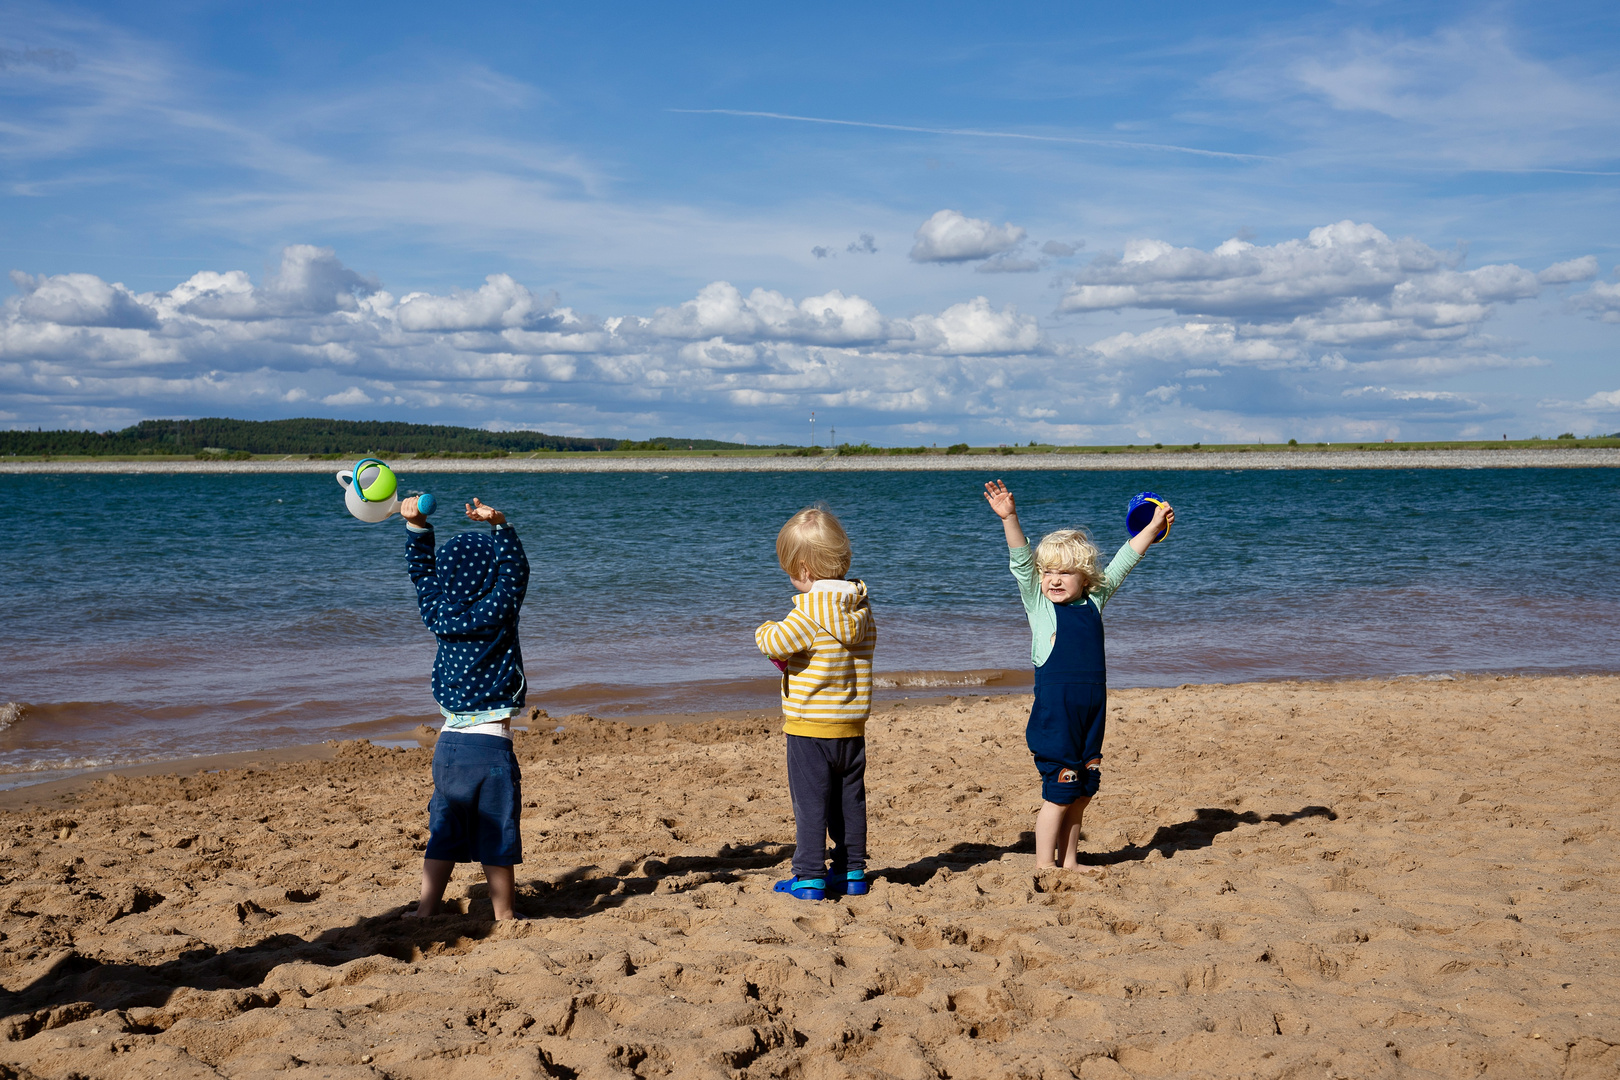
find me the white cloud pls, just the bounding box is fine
[0,231,1571,442]
[1539,256,1600,285]
[1060,221,1547,360]
[909,210,1026,263]
[643,282,887,345]
[1581,389,1620,409]
[8,271,157,329]
[396,274,553,331]
[901,297,1041,355]
[173,246,376,320]
[1571,280,1620,324]
[1089,322,1302,367]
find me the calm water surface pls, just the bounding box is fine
[2,466,1617,786]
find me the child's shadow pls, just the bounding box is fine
[512,840,794,918]
[875,805,1336,885]
[1085,805,1336,867]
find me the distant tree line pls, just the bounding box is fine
[0,418,621,456]
[0,418,809,456]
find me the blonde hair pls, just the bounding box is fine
[777,505,851,581]
[1034,528,1102,593]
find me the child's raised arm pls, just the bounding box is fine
[983,479,1028,549]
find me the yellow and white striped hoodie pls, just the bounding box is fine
[755,579,876,738]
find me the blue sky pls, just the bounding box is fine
[3,0,1618,443]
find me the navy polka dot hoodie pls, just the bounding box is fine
[406,523,530,714]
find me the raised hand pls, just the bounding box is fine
[400,496,430,528]
[464,498,507,526]
[983,479,1017,520]
[1129,499,1174,555]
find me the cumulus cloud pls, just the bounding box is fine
[396,274,554,331]
[1539,256,1599,285]
[9,271,157,329]
[901,297,1041,355]
[643,282,888,346]
[909,210,1026,263]
[1042,240,1083,257]
[0,229,1574,442]
[1059,221,1547,359]
[1581,389,1620,409]
[1571,280,1620,323]
[174,245,377,320]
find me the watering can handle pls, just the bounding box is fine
[336,470,354,489]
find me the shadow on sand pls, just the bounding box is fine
[876,804,1337,886]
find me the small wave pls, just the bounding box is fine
[872,669,1027,690]
[0,754,119,777]
[0,702,22,732]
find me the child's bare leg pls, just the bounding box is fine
[407,857,454,917]
[1034,800,1073,868]
[483,864,517,920]
[1059,797,1091,868]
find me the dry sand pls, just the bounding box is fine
[1,676,1616,1079]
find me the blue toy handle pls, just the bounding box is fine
[415,492,436,516]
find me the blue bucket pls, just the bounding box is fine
[1126,491,1170,543]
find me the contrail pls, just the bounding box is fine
[668,108,1273,163]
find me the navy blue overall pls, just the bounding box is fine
[1027,596,1107,805]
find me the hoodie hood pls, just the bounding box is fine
[436,531,500,614]
[792,578,872,646]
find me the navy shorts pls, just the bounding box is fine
[1027,681,1106,805]
[425,731,523,866]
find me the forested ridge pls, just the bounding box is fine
[0,418,779,456]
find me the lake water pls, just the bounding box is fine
[2,465,1617,787]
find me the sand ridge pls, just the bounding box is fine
[1,676,1617,1079]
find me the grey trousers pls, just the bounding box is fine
[786,734,868,878]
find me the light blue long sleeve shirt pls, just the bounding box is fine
[1009,541,1141,668]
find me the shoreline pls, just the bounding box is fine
[0,668,1587,810]
[3,446,1618,473]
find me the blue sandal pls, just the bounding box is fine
[841,870,869,896]
[773,876,826,900]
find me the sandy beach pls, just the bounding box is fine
[3,447,1619,475]
[1,675,1616,1079]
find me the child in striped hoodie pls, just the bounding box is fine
[755,506,877,901]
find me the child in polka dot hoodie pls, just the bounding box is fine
[400,496,530,921]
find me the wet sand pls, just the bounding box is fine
[2,675,1617,1079]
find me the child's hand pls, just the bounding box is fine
[983,479,1017,520]
[465,498,506,526]
[1129,500,1175,555]
[400,496,430,528]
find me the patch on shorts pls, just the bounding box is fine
[1057,768,1080,783]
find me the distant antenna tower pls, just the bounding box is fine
[809,411,816,448]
